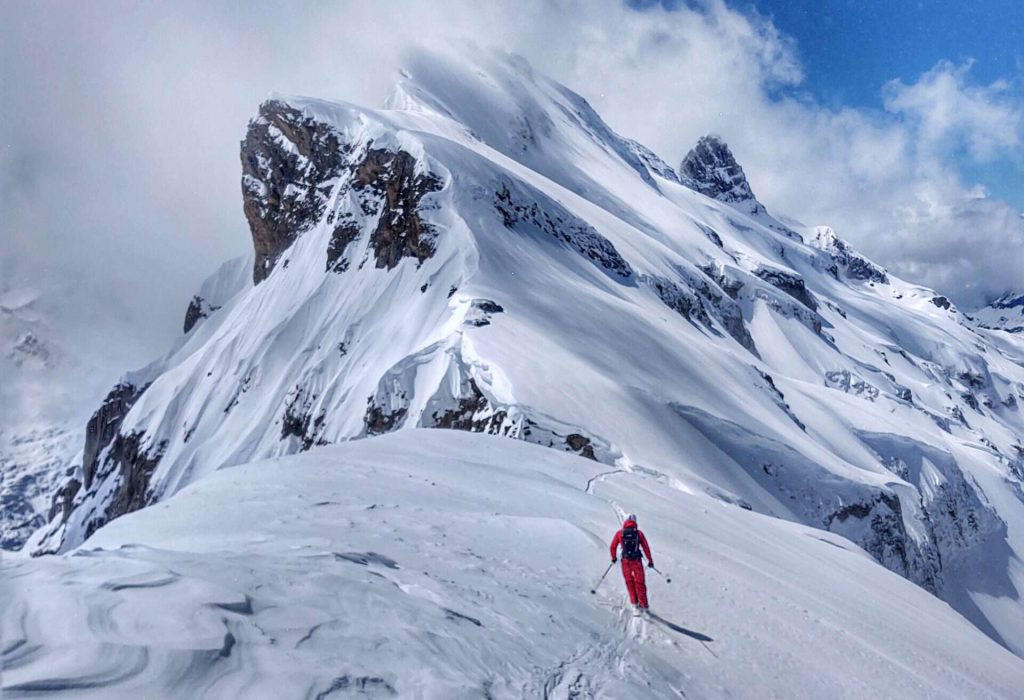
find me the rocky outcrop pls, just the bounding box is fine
[241,100,350,283]
[351,149,444,270]
[47,476,80,525]
[810,227,889,284]
[428,377,510,434]
[860,432,1006,595]
[494,181,633,279]
[281,386,328,451]
[752,265,818,311]
[624,138,680,183]
[326,224,361,273]
[824,370,880,401]
[82,382,146,489]
[183,296,207,333]
[465,299,505,328]
[648,266,758,355]
[643,275,713,328]
[83,431,166,539]
[183,295,226,334]
[680,135,765,213]
[670,404,949,593]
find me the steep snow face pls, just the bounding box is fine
[6,432,1024,699]
[32,48,1024,654]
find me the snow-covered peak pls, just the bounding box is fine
[968,291,1024,334]
[387,46,669,192]
[679,134,764,214]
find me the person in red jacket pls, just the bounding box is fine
[609,513,654,611]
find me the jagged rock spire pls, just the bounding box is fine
[680,135,763,213]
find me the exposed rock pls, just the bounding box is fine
[365,404,408,436]
[494,182,633,279]
[624,138,680,183]
[696,223,723,248]
[11,332,51,366]
[644,275,712,328]
[82,382,146,489]
[565,433,596,460]
[325,223,361,273]
[759,370,806,430]
[183,295,225,334]
[824,492,936,591]
[429,378,509,434]
[679,135,765,214]
[824,370,880,401]
[183,296,207,333]
[699,261,744,300]
[465,299,505,328]
[753,265,818,311]
[351,148,444,270]
[241,100,350,283]
[970,292,1024,333]
[930,295,953,311]
[644,269,757,355]
[83,431,166,539]
[860,432,1006,595]
[281,387,327,451]
[47,477,81,524]
[810,227,889,285]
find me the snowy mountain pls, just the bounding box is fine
[8,46,1024,694]
[968,292,1024,334]
[0,287,87,549]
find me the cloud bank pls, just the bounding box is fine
[1,0,1021,396]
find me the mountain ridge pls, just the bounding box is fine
[22,47,1024,657]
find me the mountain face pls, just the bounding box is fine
[26,48,1024,656]
[1,288,86,549]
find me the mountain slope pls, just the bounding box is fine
[6,431,1024,698]
[26,47,1024,656]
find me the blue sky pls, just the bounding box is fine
[631,0,1024,208]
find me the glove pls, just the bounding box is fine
[647,561,654,568]
[611,557,617,564]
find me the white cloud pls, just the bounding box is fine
[883,60,1023,162]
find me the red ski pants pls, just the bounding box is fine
[620,558,648,607]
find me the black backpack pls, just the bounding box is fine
[621,527,642,560]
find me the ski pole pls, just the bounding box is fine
[590,561,615,594]
[650,565,672,583]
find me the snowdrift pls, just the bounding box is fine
[5,431,1023,698]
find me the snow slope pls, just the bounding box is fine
[5,430,1023,699]
[24,45,1024,662]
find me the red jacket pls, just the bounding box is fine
[609,522,652,563]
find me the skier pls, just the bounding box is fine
[609,514,654,613]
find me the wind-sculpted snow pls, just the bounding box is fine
[30,46,1024,657]
[6,432,1024,698]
